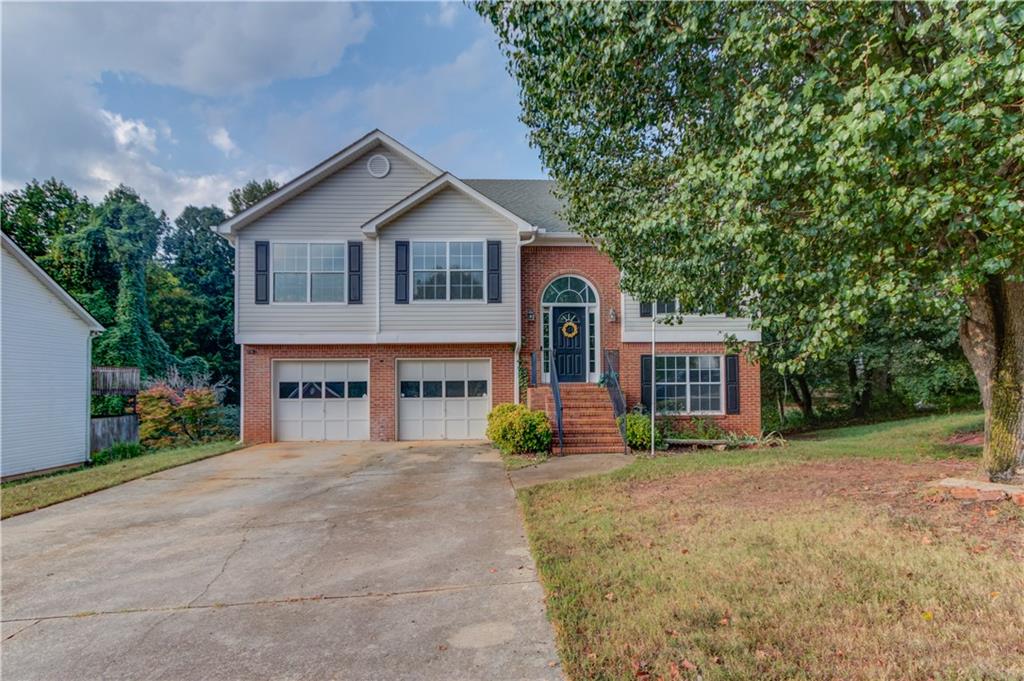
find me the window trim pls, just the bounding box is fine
[408,239,488,303]
[269,240,348,305]
[654,354,725,416]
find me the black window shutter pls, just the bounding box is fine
[255,241,269,305]
[639,301,652,318]
[486,240,501,303]
[641,354,653,411]
[725,354,740,414]
[394,240,409,304]
[347,241,362,304]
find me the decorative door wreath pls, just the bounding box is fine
[560,319,580,338]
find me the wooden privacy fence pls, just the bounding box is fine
[92,366,140,396]
[90,415,139,453]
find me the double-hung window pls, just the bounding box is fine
[655,355,722,414]
[656,299,679,314]
[272,243,345,303]
[412,241,484,301]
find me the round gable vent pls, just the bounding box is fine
[367,154,391,178]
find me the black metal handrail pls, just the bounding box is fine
[549,358,564,455]
[602,350,629,453]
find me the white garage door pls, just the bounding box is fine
[275,360,369,441]
[398,360,490,440]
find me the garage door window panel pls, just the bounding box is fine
[324,381,345,399]
[347,381,368,399]
[400,381,420,398]
[468,380,488,397]
[278,382,299,399]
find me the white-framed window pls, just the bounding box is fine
[656,299,679,314]
[655,355,723,414]
[411,241,484,301]
[272,242,345,303]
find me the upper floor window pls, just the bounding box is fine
[412,241,484,301]
[272,243,345,303]
[656,299,678,314]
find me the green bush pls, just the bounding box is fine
[676,416,727,440]
[618,411,667,451]
[486,403,553,455]
[91,442,145,465]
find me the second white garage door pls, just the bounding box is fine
[275,360,369,441]
[398,360,490,440]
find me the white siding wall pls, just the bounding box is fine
[236,146,434,340]
[620,293,761,342]
[379,188,518,339]
[1,248,92,477]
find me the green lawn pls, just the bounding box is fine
[520,412,1024,680]
[1,440,241,519]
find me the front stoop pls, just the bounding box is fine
[528,383,626,455]
[930,477,1024,506]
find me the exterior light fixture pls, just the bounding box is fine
[527,309,536,321]
[609,307,618,323]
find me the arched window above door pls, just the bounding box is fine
[542,276,596,304]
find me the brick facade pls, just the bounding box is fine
[241,245,760,444]
[520,245,761,436]
[242,343,515,444]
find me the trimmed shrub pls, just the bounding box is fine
[138,384,227,448]
[676,416,727,440]
[618,411,668,451]
[486,403,553,455]
[91,442,145,465]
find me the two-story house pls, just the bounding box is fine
[215,131,761,452]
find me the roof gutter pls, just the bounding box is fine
[514,228,539,405]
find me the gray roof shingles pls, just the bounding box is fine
[464,179,571,233]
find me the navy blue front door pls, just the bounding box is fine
[552,306,586,382]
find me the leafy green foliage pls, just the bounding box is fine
[0,178,92,259]
[91,442,145,465]
[486,403,553,455]
[618,411,667,451]
[228,179,280,216]
[481,1,1024,476]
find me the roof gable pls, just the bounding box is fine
[360,174,538,237]
[216,130,442,238]
[2,233,104,332]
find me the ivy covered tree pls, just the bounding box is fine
[480,1,1024,479]
[89,186,174,377]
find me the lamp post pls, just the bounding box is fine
[651,315,656,457]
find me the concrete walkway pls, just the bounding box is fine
[1,442,561,680]
[509,453,633,490]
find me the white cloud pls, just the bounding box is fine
[1,2,373,217]
[208,127,239,157]
[99,110,158,153]
[426,2,460,28]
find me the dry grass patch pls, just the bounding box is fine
[521,414,1023,680]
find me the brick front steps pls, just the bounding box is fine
[527,383,626,455]
[930,477,1024,506]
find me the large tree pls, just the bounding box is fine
[480,1,1024,479]
[228,179,280,216]
[156,205,237,396]
[1,178,92,259]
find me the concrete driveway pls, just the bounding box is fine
[1,442,561,680]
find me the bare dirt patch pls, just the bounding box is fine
[629,458,1024,558]
[945,430,985,446]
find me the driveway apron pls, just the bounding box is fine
[1,442,562,680]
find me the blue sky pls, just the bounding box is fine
[1,2,543,217]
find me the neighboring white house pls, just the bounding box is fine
[1,233,105,479]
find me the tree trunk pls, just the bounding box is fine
[959,274,1024,481]
[786,375,815,421]
[776,385,786,424]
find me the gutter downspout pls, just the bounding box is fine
[514,228,538,405]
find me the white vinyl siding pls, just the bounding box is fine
[1,248,92,477]
[236,146,433,337]
[621,292,761,342]
[381,188,517,337]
